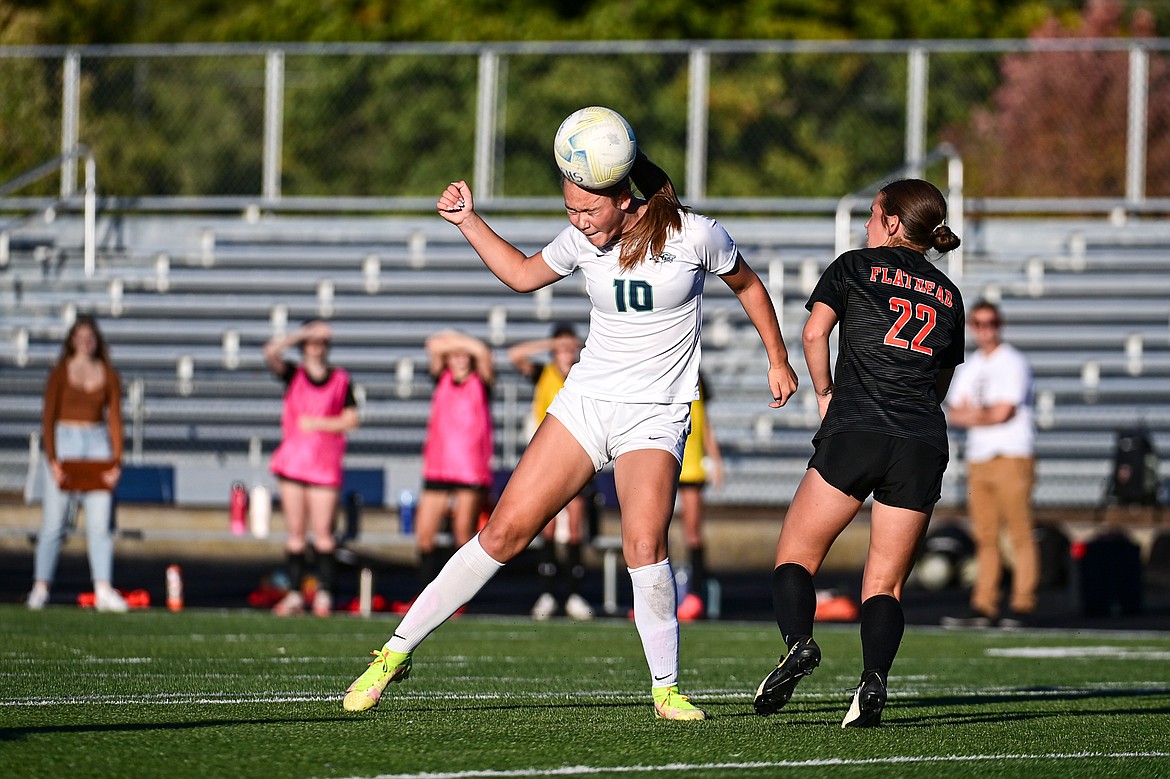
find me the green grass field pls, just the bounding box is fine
[2,606,1168,779]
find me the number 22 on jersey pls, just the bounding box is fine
[883,297,936,356]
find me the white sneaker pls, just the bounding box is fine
[312,589,332,618]
[26,587,49,611]
[530,592,558,620]
[564,593,594,621]
[273,590,305,616]
[95,587,129,613]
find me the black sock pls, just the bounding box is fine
[316,549,335,593]
[689,545,706,596]
[286,552,306,591]
[419,550,440,589]
[537,541,558,596]
[860,594,904,683]
[772,562,816,645]
[565,542,584,596]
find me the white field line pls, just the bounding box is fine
[317,751,1170,779]
[0,691,635,707]
[987,646,1170,659]
[5,643,1170,669]
[0,655,626,665]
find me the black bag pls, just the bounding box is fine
[1072,530,1144,617]
[1107,429,1159,506]
[1147,530,1170,588]
[1034,523,1070,589]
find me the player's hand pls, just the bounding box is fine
[300,320,332,344]
[101,464,121,489]
[709,458,725,491]
[437,180,473,224]
[767,363,800,408]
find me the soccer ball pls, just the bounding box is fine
[553,106,637,190]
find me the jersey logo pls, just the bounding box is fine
[651,252,676,265]
[870,265,954,307]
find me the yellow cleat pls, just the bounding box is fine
[652,685,706,721]
[342,648,412,712]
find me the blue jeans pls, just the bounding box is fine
[35,423,116,585]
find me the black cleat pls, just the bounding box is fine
[997,611,1030,629]
[841,671,886,728]
[753,635,821,716]
[940,609,994,629]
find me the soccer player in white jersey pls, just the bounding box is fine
[343,118,799,721]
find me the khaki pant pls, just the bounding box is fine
[967,456,1039,617]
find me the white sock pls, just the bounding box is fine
[386,533,503,654]
[629,559,679,689]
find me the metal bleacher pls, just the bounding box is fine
[1,211,1168,509]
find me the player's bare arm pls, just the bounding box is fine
[438,180,562,293]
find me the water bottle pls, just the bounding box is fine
[165,564,184,612]
[674,565,690,606]
[229,481,249,535]
[249,484,271,539]
[705,577,722,620]
[342,491,362,540]
[398,489,416,534]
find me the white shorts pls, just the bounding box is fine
[545,385,691,471]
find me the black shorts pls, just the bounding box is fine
[276,474,338,490]
[423,479,488,493]
[808,431,948,512]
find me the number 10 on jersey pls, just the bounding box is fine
[613,279,654,313]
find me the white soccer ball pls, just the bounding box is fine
[553,106,637,190]
[914,551,955,591]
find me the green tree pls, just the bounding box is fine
[4,0,1162,45]
[947,0,1170,197]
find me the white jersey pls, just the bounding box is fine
[948,341,1035,462]
[541,212,739,403]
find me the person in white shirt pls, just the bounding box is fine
[943,300,1039,629]
[343,108,799,721]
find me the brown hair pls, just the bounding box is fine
[970,299,1002,322]
[58,314,110,365]
[879,179,961,254]
[595,150,688,272]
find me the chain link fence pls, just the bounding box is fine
[2,39,1168,209]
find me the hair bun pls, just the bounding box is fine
[930,224,961,253]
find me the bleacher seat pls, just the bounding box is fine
[1,211,1168,508]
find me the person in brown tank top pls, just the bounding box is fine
[28,314,127,612]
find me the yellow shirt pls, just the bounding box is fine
[679,392,708,484]
[532,362,567,425]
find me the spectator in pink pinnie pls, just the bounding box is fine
[264,319,359,618]
[393,330,494,611]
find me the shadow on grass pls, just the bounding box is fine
[707,687,1170,728]
[882,686,1170,728]
[0,716,348,741]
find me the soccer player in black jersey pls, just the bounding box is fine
[754,179,964,728]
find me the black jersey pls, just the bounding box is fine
[806,246,965,453]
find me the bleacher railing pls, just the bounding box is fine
[835,143,964,278]
[0,145,97,276]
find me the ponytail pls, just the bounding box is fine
[615,151,687,271]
